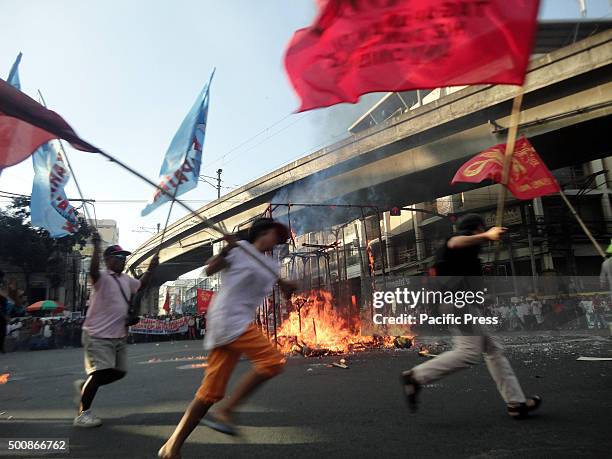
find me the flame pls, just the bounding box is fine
[275,289,412,356]
[366,240,375,274]
[0,373,9,384]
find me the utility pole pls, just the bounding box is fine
[216,169,223,199]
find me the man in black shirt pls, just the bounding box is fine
[401,214,541,419]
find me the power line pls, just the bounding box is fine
[205,114,306,169]
[215,115,307,169]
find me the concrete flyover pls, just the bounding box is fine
[127,29,612,286]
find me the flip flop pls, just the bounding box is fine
[202,414,238,436]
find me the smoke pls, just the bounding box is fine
[308,93,384,143]
[271,93,388,237]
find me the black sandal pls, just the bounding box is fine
[507,395,542,419]
[202,414,238,436]
[400,371,421,412]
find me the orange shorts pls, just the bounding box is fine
[196,324,285,404]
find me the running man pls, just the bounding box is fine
[73,231,158,427]
[159,218,295,459]
[401,214,542,419]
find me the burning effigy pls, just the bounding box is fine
[275,289,413,356]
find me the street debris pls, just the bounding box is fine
[576,356,612,361]
[140,355,208,365]
[418,346,438,358]
[331,361,348,369]
[176,363,208,370]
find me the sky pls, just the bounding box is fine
[1,0,611,252]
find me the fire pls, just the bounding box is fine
[366,240,375,274]
[0,373,9,384]
[275,290,413,356]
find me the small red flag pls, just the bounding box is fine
[162,291,170,314]
[285,0,540,112]
[196,288,215,314]
[451,137,561,199]
[0,79,100,168]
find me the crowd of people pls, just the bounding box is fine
[3,312,209,351]
[487,295,610,331]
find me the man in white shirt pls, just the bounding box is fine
[531,297,543,328]
[159,218,296,459]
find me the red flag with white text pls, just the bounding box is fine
[285,0,540,111]
[451,137,561,199]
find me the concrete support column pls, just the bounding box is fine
[591,159,612,233]
[413,207,425,261]
[533,197,555,271]
[382,211,394,269]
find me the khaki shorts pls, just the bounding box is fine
[82,330,128,375]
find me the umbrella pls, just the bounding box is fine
[26,300,65,314]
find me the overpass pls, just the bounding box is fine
[127,29,612,295]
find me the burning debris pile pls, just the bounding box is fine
[275,290,413,356]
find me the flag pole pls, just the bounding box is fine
[559,190,606,259]
[92,148,280,278]
[495,88,524,227]
[37,90,96,230]
[493,88,524,264]
[156,186,179,255]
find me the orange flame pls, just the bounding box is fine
[0,373,9,384]
[276,289,412,355]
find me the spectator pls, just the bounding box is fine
[187,316,197,340]
[531,297,543,329]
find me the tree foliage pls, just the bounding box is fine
[0,197,91,295]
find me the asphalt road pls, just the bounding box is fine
[1,333,611,459]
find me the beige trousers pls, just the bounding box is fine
[411,335,526,404]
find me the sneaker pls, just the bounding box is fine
[73,379,85,410]
[73,410,102,428]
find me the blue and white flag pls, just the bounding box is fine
[141,70,215,216]
[31,139,80,237]
[4,52,78,237]
[7,52,22,90]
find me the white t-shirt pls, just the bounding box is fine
[204,241,278,350]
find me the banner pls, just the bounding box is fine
[451,137,561,200]
[31,140,79,237]
[196,288,215,313]
[285,0,540,111]
[129,316,189,335]
[141,69,214,216]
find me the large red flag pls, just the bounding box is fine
[451,136,560,199]
[0,78,100,168]
[285,0,540,111]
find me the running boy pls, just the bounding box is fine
[159,218,295,459]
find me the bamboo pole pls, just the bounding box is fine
[559,191,606,259]
[495,89,524,227]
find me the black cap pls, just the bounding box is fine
[103,245,132,257]
[248,218,290,244]
[456,213,486,232]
